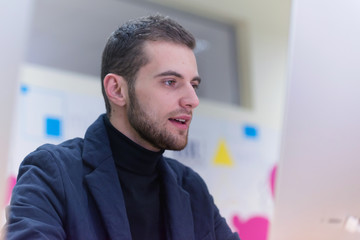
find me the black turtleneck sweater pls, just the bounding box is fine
[104,116,166,240]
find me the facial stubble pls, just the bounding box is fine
[127,87,189,151]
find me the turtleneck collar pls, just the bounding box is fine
[103,115,164,176]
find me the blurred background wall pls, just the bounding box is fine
[0,0,34,232]
[0,0,291,239]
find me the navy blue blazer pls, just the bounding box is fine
[6,115,240,240]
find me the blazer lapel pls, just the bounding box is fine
[82,115,131,240]
[85,157,132,240]
[160,159,195,240]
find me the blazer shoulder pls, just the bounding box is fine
[38,137,83,157]
[21,138,85,172]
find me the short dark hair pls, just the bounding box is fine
[101,15,196,116]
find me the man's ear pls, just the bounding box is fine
[103,73,128,107]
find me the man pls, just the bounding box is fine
[6,15,240,240]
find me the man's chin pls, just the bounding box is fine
[165,139,188,151]
[147,132,188,151]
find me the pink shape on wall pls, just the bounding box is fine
[270,165,277,199]
[3,175,17,207]
[232,215,269,240]
[230,164,277,239]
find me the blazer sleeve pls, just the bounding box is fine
[5,149,66,240]
[187,167,241,240]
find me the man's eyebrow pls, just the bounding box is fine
[155,70,201,83]
[155,70,183,79]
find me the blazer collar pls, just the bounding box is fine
[82,115,112,169]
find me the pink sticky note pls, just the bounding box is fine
[232,215,269,240]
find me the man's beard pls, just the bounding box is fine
[127,88,189,151]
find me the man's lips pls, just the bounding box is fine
[168,115,191,129]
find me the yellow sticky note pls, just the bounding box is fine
[213,139,234,166]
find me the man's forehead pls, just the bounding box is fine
[141,41,198,73]
[142,40,194,55]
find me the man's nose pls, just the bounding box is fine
[179,83,200,110]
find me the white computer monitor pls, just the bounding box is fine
[270,0,360,239]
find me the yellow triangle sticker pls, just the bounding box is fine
[213,139,234,166]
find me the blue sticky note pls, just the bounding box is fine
[45,117,62,137]
[20,84,28,94]
[243,125,258,138]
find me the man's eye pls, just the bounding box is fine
[165,80,176,86]
[192,84,199,91]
